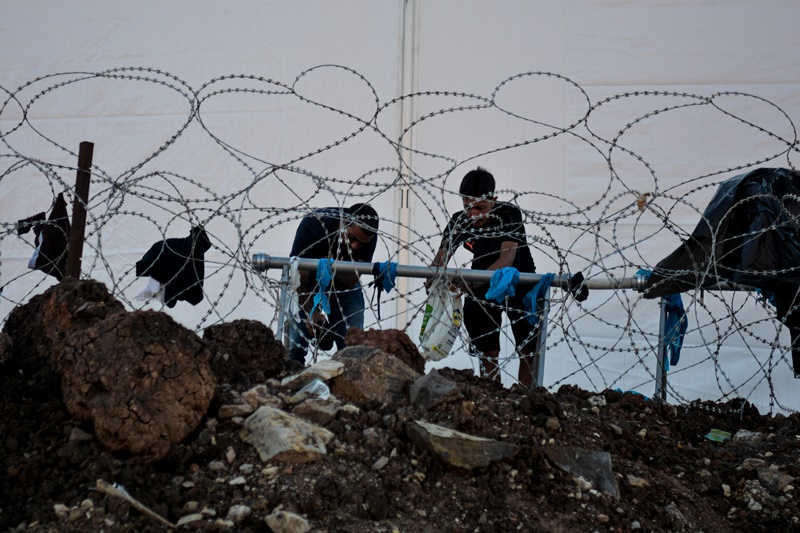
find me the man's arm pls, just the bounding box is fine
[432,247,450,268]
[424,247,451,291]
[290,217,329,332]
[468,240,517,293]
[487,240,518,271]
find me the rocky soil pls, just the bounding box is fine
[2,280,800,532]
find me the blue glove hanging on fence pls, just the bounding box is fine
[370,261,398,320]
[663,293,688,367]
[523,273,554,326]
[637,269,688,368]
[485,267,520,303]
[311,258,334,315]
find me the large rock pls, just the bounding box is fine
[410,369,463,410]
[241,406,334,463]
[543,446,620,499]
[241,384,283,409]
[292,397,342,426]
[203,319,286,386]
[345,328,426,374]
[330,346,421,408]
[58,309,216,461]
[406,420,519,470]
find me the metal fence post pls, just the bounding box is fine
[654,296,668,401]
[532,286,550,386]
[277,265,291,348]
[65,141,94,279]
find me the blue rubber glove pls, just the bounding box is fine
[485,267,520,303]
[663,293,688,367]
[311,258,334,315]
[373,261,398,294]
[523,273,554,325]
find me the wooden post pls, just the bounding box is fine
[65,141,94,279]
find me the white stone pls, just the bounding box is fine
[372,456,390,471]
[53,504,69,520]
[176,513,203,527]
[241,406,334,463]
[733,430,764,447]
[281,360,345,391]
[265,510,311,533]
[227,504,252,525]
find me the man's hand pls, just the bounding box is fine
[449,278,481,295]
[424,277,436,293]
[426,248,450,293]
[306,309,327,335]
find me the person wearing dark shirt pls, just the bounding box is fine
[430,167,540,387]
[288,203,379,366]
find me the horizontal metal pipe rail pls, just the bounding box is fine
[252,253,651,290]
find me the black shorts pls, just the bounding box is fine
[463,291,541,353]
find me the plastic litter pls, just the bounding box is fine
[419,285,463,360]
[704,429,731,443]
[290,378,331,404]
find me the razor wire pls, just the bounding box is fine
[1,66,799,414]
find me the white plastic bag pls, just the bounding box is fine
[288,378,331,404]
[419,286,463,360]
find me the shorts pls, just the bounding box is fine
[463,291,541,353]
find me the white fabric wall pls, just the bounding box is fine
[2,0,799,412]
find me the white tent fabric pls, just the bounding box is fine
[2,0,799,413]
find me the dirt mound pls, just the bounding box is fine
[203,319,287,388]
[3,277,124,363]
[2,286,800,531]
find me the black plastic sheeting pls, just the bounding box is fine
[643,167,800,374]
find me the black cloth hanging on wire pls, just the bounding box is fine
[135,226,212,308]
[642,168,800,374]
[17,193,71,281]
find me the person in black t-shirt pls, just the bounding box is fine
[288,203,379,366]
[430,167,540,387]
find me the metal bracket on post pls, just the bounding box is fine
[654,296,668,401]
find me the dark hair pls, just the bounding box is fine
[347,203,380,237]
[459,167,496,198]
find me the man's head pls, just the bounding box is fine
[339,203,379,252]
[459,167,497,228]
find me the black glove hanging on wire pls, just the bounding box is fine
[567,272,589,302]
